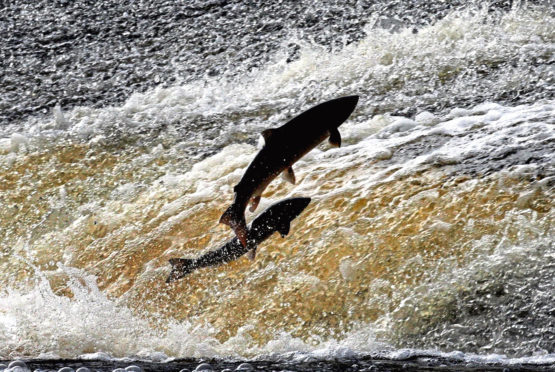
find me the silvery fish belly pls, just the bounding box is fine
[0,0,553,369]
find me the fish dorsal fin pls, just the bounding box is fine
[261,128,277,143]
[277,221,290,237]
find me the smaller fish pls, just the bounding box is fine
[166,197,311,283]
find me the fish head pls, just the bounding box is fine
[326,95,359,128]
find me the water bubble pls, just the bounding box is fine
[7,361,27,370]
[7,367,26,372]
[76,368,91,372]
[124,366,142,372]
[57,368,74,372]
[193,363,214,371]
[235,363,254,371]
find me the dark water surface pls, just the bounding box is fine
[1,0,550,125]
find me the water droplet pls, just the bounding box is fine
[57,367,74,372]
[8,361,27,370]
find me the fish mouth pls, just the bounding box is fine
[166,269,184,284]
[343,95,359,105]
[296,197,311,209]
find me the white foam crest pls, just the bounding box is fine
[4,100,553,276]
[0,267,230,360]
[0,266,391,360]
[281,100,553,201]
[2,6,551,149]
[182,7,548,110]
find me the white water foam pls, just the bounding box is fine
[4,268,551,367]
[1,98,553,361]
[0,4,553,362]
[0,264,390,360]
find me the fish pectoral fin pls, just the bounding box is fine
[261,128,277,143]
[277,222,290,237]
[329,128,341,147]
[281,166,296,184]
[246,248,257,261]
[249,195,261,212]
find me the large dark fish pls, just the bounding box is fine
[167,197,311,283]
[220,95,359,247]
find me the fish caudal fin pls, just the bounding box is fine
[329,128,341,147]
[220,204,248,248]
[166,258,195,283]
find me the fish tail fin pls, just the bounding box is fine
[220,204,248,248]
[166,258,195,283]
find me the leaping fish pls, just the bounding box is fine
[167,197,311,283]
[220,95,359,247]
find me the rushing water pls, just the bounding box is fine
[0,0,553,368]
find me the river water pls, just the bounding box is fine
[0,1,553,370]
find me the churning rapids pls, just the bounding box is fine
[0,0,553,370]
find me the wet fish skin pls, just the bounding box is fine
[220,95,359,247]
